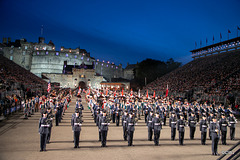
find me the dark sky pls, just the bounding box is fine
[1,0,240,67]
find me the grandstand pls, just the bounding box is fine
[145,50,240,105]
[0,54,47,99]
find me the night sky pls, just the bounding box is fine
[1,0,240,67]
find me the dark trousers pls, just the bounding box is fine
[221,131,227,145]
[230,128,235,140]
[74,131,80,147]
[128,130,134,146]
[163,117,166,125]
[144,114,147,123]
[123,127,127,140]
[171,127,176,140]
[112,114,115,123]
[148,127,153,140]
[154,130,160,145]
[99,131,101,141]
[116,116,120,126]
[40,133,47,151]
[55,115,59,126]
[209,129,212,140]
[179,131,184,145]
[212,136,219,154]
[101,130,108,146]
[190,127,195,139]
[201,131,206,145]
[47,127,52,142]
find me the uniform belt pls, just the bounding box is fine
[179,125,184,127]
[230,122,235,123]
[190,121,196,123]
[101,123,110,125]
[128,123,134,125]
[74,123,82,126]
[154,123,160,125]
[148,121,152,123]
[202,125,207,127]
[171,122,176,123]
[222,124,227,126]
[41,125,49,127]
[123,121,127,123]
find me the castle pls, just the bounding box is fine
[0,37,134,89]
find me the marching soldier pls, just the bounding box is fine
[99,110,110,147]
[219,113,228,145]
[127,112,137,146]
[188,112,196,140]
[55,102,60,126]
[46,107,53,143]
[38,111,50,152]
[210,116,220,156]
[115,103,122,126]
[147,111,154,141]
[152,112,163,146]
[23,100,28,119]
[71,110,83,148]
[199,114,208,145]
[177,114,185,145]
[228,112,237,140]
[208,112,214,140]
[97,109,103,141]
[169,112,177,140]
[122,110,128,141]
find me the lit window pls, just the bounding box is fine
[81,57,83,60]
[106,65,108,67]
[25,46,28,50]
[96,62,98,65]
[66,54,68,57]
[75,55,77,58]
[46,51,48,55]
[56,52,59,55]
[37,51,39,55]
[87,58,89,61]
[10,56,13,60]
[102,63,104,66]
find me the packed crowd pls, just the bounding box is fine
[0,55,47,118]
[144,51,240,105]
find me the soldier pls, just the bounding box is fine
[97,109,103,141]
[210,116,220,156]
[55,102,60,126]
[147,111,154,141]
[46,107,54,143]
[219,113,228,145]
[200,114,208,145]
[127,112,137,146]
[122,110,128,141]
[38,111,50,152]
[71,110,83,148]
[99,110,110,147]
[115,103,122,126]
[152,112,163,146]
[188,112,196,140]
[23,100,28,119]
[169,112,177,140]
[208,112,214,140]
[228,112,237,140]
[177,114,185,145]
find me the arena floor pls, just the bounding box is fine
[0,96,239,160]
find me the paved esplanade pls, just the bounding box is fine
[0,95,239,160]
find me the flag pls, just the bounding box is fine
[165,84,169,97]
[146,90,148,99]
[153,90,155,98]
[106,88,108,96]
[77,87,81,95]
[121,89,124,97]
[114,89,116,97]
[47,80,51,93]
[130,88,133,97]
[228,29,231,33]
